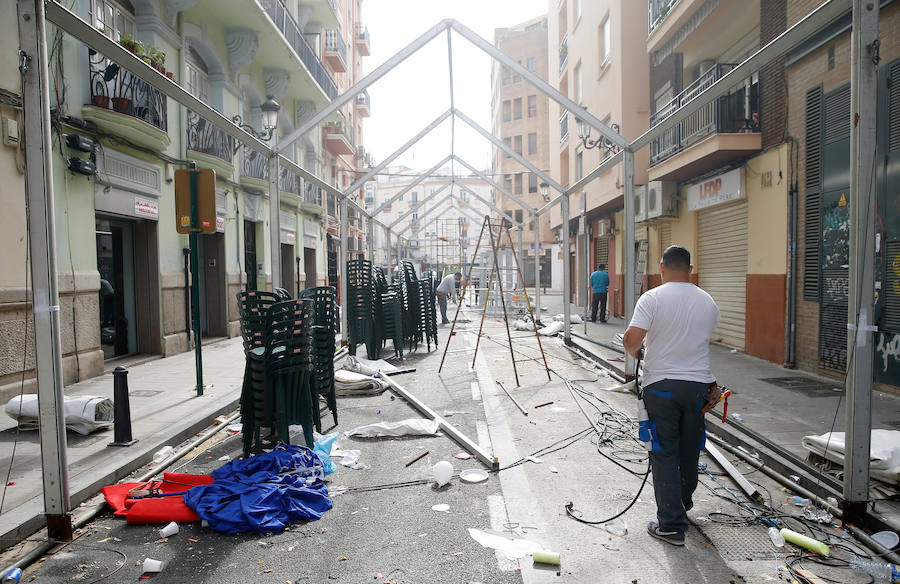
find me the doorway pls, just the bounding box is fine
[304,247,317,290]
[244,220,257,291]
[281,243,295,297]
[201,233,227,337]
[96,218,137,359]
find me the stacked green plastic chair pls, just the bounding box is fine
[346,259,373,356]
[299,286,337,426]
[418,277,438,350]
[381,287,404,359]
[400,261,423,350]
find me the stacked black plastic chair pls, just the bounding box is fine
[400,261,423,350]
[346,259,373,356]
[299,286,337,426]
[380,289,404,359]
[418,277,438,350]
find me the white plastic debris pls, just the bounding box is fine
[538,321,566,337]
[553,313,583,324]
[158,521,179,538]
[431,504,450,512]
[344,418,440,438]
[5,395,113,435]
[467,528,544,559]
[330,446,367,470]
[142,558,163,573]
[512,320,531,331]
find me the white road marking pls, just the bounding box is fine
[487,494,519,572]
[471,381,482,402]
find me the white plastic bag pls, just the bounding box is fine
[5,395,113,435]
[344,418,440,438]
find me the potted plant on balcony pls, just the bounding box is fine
[119,33,138,54]
[148,46,166,75]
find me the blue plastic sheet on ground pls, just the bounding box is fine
[313,432,339,475]
[183,444,333,534]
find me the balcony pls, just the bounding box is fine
[411,220,421,232]
[258,0,338,100]
[240,145,268,190]
[186,110,234,177]
[356,90,370,117]
[355,23,370,56]
[649,0,680,35]
[324,29,347,73]
[83,49,170,151]
[559,111,569,143]
[648,64,761,182]
[559,35,568,73]
[279,167,302,195]
[324,115,354,156]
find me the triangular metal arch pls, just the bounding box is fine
[373,155,453,216]
[389,181,454,229]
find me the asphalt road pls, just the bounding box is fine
[19,305,875,583]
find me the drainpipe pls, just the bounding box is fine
[785,182,798,367]
[182,247,191,348]
[234,191,243,290]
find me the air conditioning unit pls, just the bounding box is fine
[596,218,611,237]
[633,185,648,223]
[646,181,678,220]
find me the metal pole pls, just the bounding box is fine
[533,214,541,322]
[517,227,524,291]
[561,194,571,342]
[268,156,281,289]
[188,168,203,396]
[17,0,71,538]
[624,151,636,373]
[339,197,349,342]
[386,228,392,274]
[844,0,878,508]
[366,216,374,262]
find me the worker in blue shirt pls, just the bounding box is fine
[589,264,610,323]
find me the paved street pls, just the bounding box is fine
[5,303,878,583]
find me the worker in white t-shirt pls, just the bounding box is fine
[623,245,721,547]
[436,272,462,324]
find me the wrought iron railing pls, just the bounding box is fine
[324,29,347,67]
[241,146,268,180]
[649,64,759,166]
[279,167,301,194]
[559,111,569,142]
[649,0,680,34]
[325,115,354,146]
[186,110,233,163]
[355,23,369,46]
[356,90,370,109]
[559,35,568,73]
[258,0,338,100]
[304,181,323,207]
[88,49,167,132]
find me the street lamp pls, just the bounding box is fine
[576,116,620,154]
[539,182,549,203]
[232,95,281,151]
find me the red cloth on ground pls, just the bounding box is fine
[100,472,213,524]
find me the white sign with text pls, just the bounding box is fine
[686,167,744,211]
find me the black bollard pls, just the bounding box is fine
[108,366,138,447]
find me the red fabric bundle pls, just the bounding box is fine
[100,472,214,525]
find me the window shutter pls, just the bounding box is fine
[803,85,823,300]
[890,60,900,153]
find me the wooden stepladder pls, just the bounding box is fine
[438,216,551,386]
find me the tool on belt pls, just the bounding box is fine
[634,349,661,452]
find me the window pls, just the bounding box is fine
[528,173,538,193]
[411,191,418,203]
[514,173,523,194]
[574,62,582,104]
[514,210,523,223]
[186,47,210,103]
[93,0,135,40]
[411,240,419,248]
[502,66,511,85]
[397,191,403,201]
[412,212,418,222]
[460,190,469,202]
[502,100,511,122]
[576,149,583,180]
[503,136,512,158]
[503,174,512,191]
[528,132,537,155]
[513,98,522,120]
[513,61,522,83]
[527,95,537,118]
[526,57,536,72]
[514,135,522,155]
[599,17,611,67]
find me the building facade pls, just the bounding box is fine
[0,0,370,400]
[548,0,651,310]
[491,16,555,289]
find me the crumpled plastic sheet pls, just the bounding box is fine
[5,394,113,435]
[553,313,584,324]
[538,321,567,337]
[331,445,367,470]
[344,418,440,438]
[183,445,333,534]
[467,528,545,559]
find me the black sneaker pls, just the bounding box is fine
[647,521,685,546]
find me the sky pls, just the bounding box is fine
[361,0,548,175]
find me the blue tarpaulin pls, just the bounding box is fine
[184,445,333,533]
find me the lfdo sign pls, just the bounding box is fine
[686,167,744,211]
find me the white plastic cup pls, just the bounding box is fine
[142,558,163,573]
[158,521,179,538]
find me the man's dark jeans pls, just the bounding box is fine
[590,292,607,322]
[642,379,710,533]
[438,294,448,323]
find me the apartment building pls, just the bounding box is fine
[548,0,650,310]
[0,0,370,399]
[491,16,555,289]
[784,0,900,387]
[367,167,491,271]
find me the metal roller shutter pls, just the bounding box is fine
[659,222,672,252]
[698,200,748,349]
